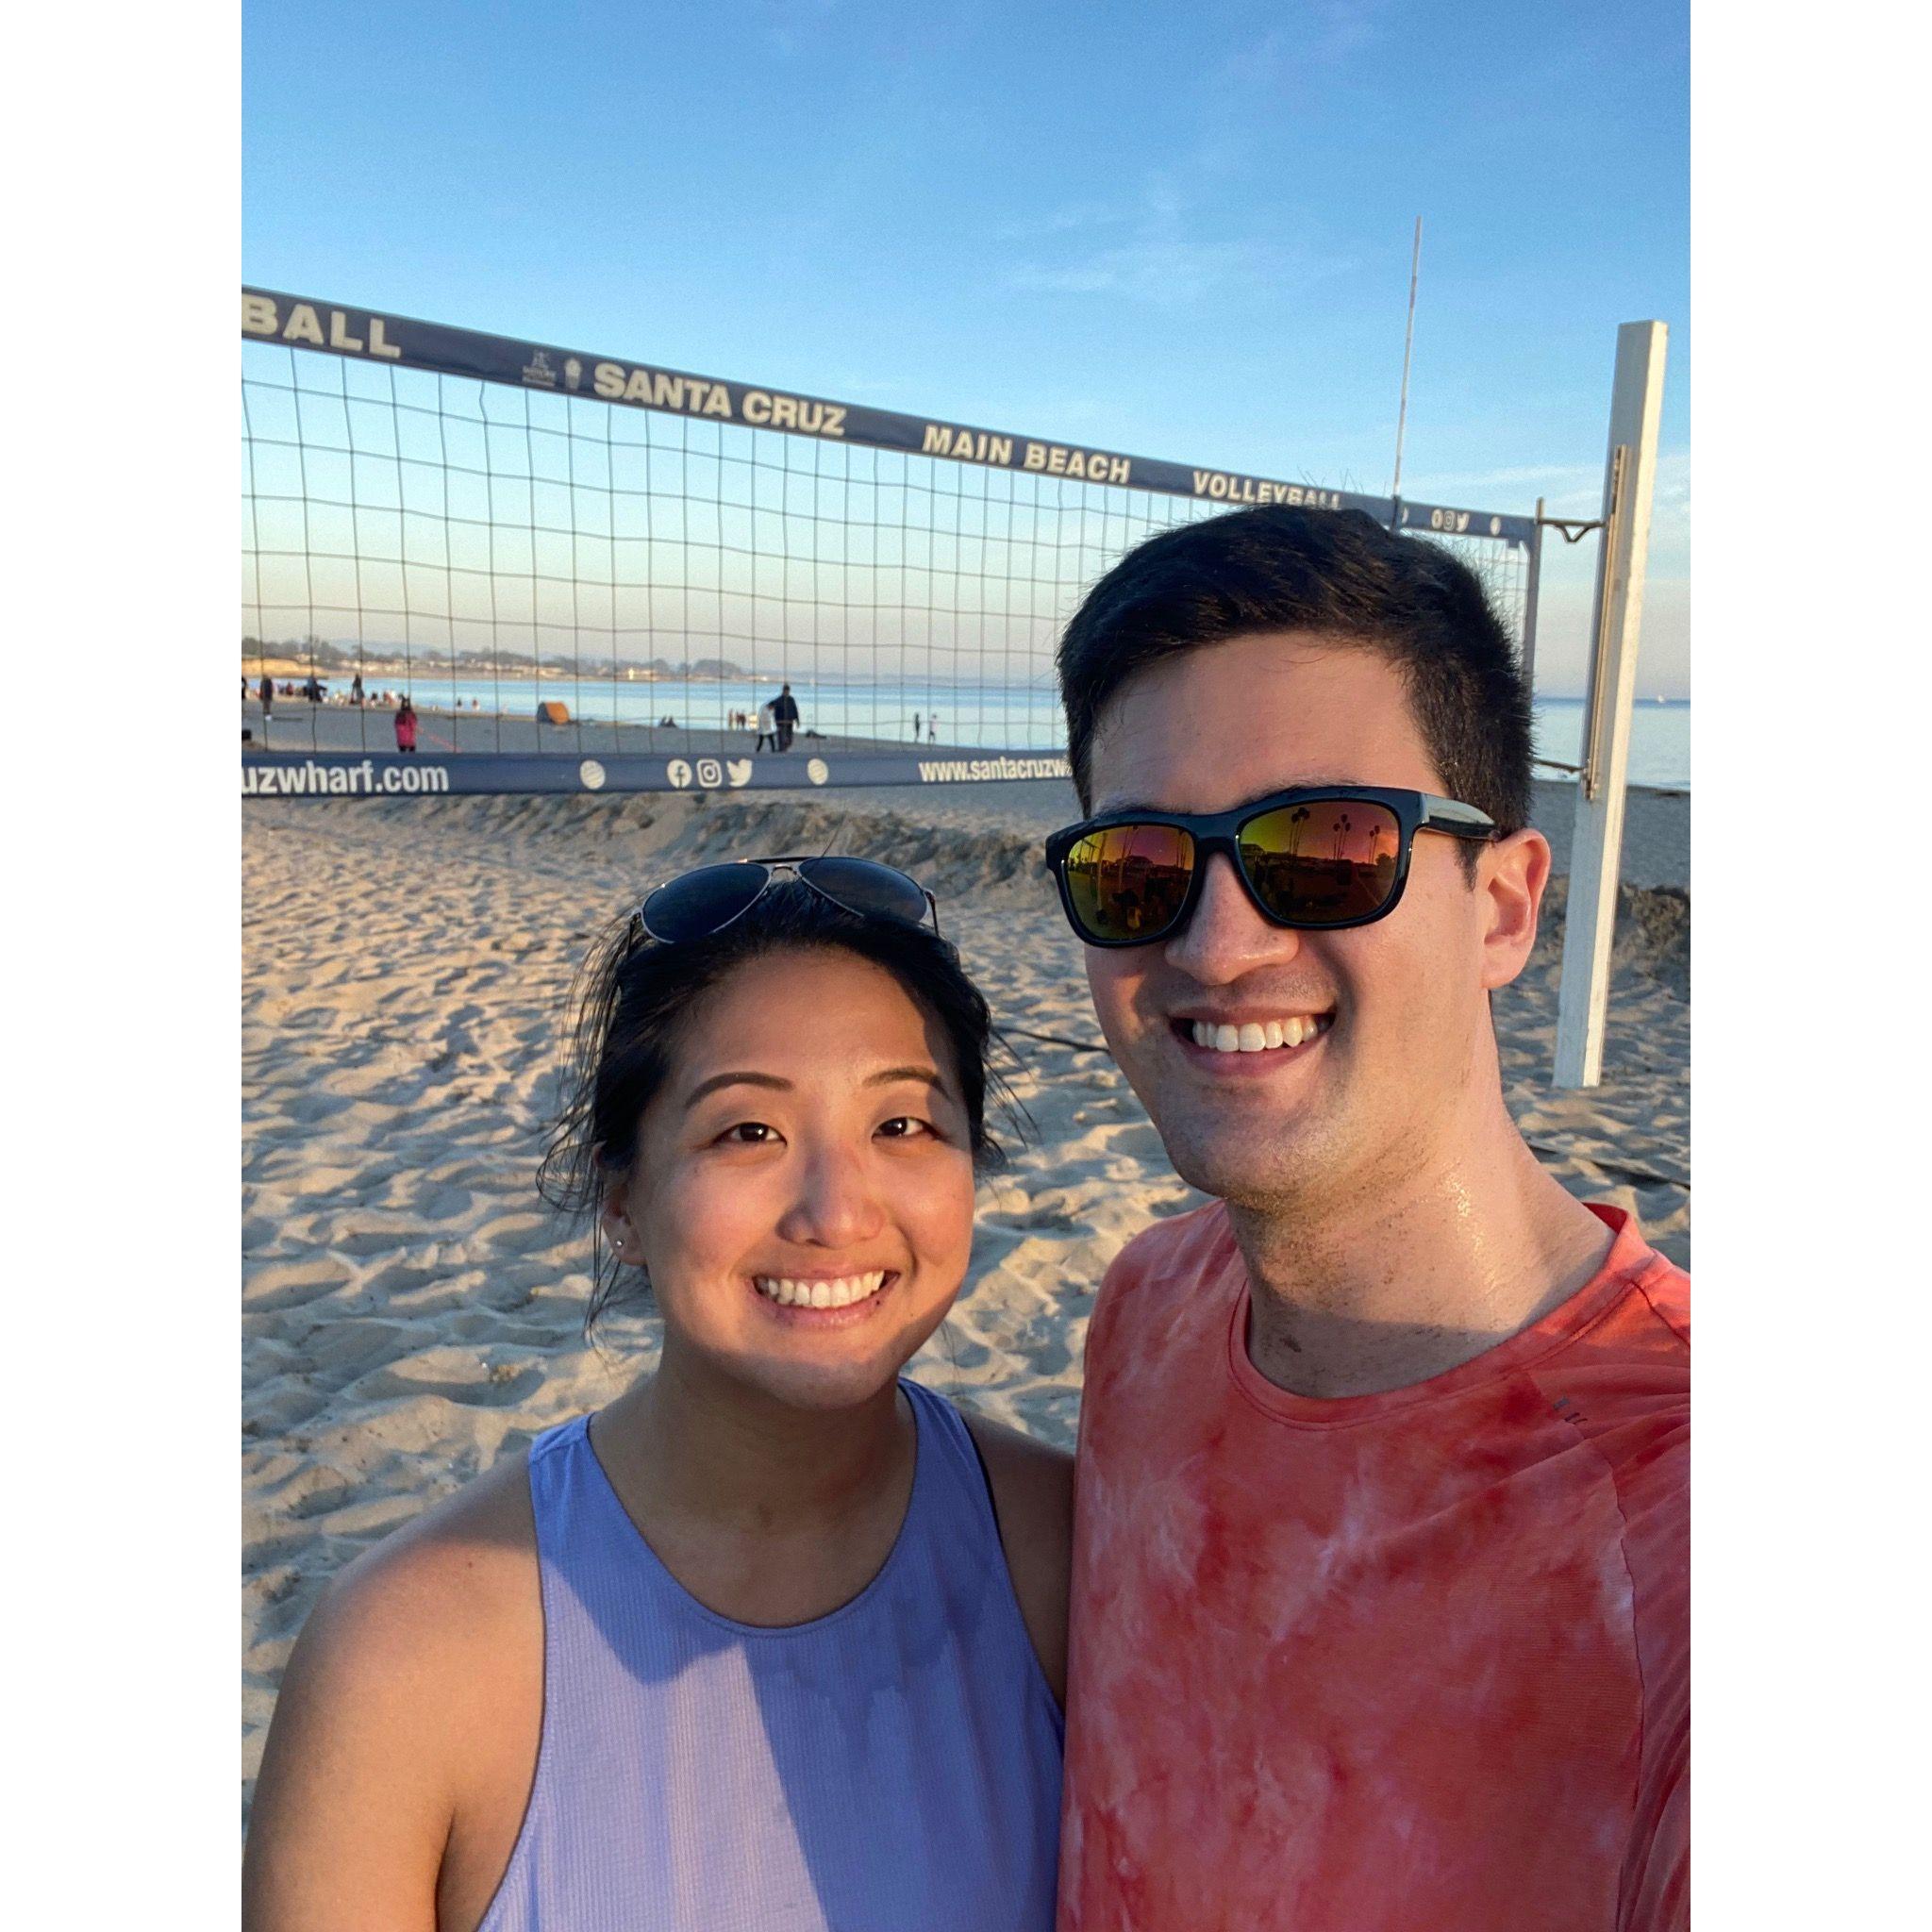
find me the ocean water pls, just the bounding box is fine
[1531,696,1688,791]
[306,670,1690,790]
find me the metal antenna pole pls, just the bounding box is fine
[1391,216,1423,504]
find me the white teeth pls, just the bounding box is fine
[1189,1017,1324,1053]
[754,1271,887,1309]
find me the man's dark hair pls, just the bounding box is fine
[1057,506,1534,862]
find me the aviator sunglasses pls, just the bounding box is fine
[1044,786,1499,948]
[632,855,940,945]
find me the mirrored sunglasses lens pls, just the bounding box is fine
[641,865,770,942]
[1241,800,1403,925]
[1063,825,1194,941]
[797,858,929,925]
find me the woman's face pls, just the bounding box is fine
[606,947,979,1412]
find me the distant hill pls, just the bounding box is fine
[242,640,749,681]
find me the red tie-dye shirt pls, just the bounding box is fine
[1058,1202,1688,1932]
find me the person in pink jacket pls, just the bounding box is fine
[393,698,418,754]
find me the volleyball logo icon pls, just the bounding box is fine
[578,758,607,791]
[665,758,692,789]
[807,758,829,786]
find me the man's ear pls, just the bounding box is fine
[1478,827,1551,992]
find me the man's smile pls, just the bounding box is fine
[1165,1008,1337,1073]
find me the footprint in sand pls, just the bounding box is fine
[353,1350,546,1407]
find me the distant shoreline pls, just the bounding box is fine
[242,658,742,683]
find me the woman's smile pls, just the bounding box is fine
[749,1266,900,1324]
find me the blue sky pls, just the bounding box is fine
[243,0,1689,694]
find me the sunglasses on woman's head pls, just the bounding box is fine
[1043,786,1500,948]
[634,856,941,946]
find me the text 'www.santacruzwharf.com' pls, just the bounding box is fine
[242,760,453,796]
[916,755,1071,783]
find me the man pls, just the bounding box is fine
[772,681,801,752]
[1045,506,1687,1931]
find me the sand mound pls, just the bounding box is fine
[242,786,1689,1815]
[1534,878,1690,1001]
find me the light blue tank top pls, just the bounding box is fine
[476,1378,1063,1930]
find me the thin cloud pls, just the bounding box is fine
[755,0,842,58]
[1222,0,1393,90]
[1006,220,1359,310]
[991,202,1136,244]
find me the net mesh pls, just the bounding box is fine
[242,341,1528,760]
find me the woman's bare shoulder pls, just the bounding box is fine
[958,1409,1074,1707]
[273,1446,541,1709]
[959,1408,1074,1498]
[244,1447,545,1928]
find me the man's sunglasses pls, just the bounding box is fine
[1043,787,1499,947]
[632,855,940,945]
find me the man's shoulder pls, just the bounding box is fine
[1632,1245,1690,1349]
[1102,1196,1233,1292]
[1587,1207,1690,1358]
[1088,1198,1237,1357]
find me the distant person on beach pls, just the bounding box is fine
[1043,505,1689,1931]
[393,698,418,754]
[244,860,1068,1930]
[258,674,273,724]
[755,700,777,753]
[927,710,939,743]
[350,672,364,705]
[913,710,921,740]
[773,682,800,752]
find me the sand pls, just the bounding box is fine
[242,782,1689,1808]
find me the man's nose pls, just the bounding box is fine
[774,1145,889,1249]
[1163,852,1301,985]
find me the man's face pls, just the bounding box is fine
[1080,631,1541,1213]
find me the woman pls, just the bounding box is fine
[243,858,1071,1931]
[393,696,419,753]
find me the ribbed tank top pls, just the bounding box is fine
[476,1378,1064,1930]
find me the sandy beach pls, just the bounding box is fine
[242,779,1689,1808]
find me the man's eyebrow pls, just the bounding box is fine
[683,1071,791,1108]
[1091,779,1369,817]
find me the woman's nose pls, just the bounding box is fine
[774,1146,888,1249]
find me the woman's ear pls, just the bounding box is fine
[601,1189,639,1267]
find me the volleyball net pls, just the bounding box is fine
[241,288,1537,795]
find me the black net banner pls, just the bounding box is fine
[242,289,1534,546]
[242,288,1534,793]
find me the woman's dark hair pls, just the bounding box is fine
[1058,505,1535,870]
[539,878,1009,1330]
